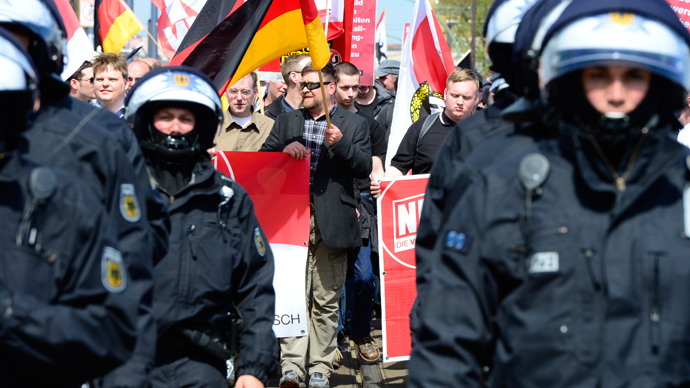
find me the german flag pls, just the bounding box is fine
[94,0,143,53]
[172,0,331,95]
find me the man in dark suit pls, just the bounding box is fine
[260,62,371,388]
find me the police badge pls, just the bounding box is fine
[119,183,141,223]
[254,227,266,257]
[101,246,127,293]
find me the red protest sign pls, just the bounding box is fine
[213,151,310,246]
[350,0,377,85]
[377,174,429,362]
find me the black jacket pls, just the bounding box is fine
[152,158,277,386]
[260,106,372,249]
[264,94,291,120]
[22,96,167,388]
[0,151,137,387]
[409,123,690,387]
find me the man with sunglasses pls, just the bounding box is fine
[67,60,95,103]
[214,72,274,152]
[261,61,371,388]
[265,53,311,120]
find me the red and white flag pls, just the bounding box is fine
[214,151,311,338]
[152,0,207,60]
[375,10,387,66]
[384,0,455,167]
[54,0,94,80]
[316,0,345,41]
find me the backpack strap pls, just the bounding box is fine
[416,112,441,149]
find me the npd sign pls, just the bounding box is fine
[377,174,429,361]
[393,193,424,253]
[378,175,430,269]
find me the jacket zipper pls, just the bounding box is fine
[650,253,661,355]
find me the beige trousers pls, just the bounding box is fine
[280,213,347,378]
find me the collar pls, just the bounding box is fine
[225,112,257,131]
[281,94,296,112]
[439,111,455,126]
[303,104,339,121]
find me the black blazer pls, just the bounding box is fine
[260,106,372,249]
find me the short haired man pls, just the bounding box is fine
[264,79,286,107]
[127,60,151,87]
[214,72,275,152]
[375,59,399,94]
[355,61,395,119]
[264,53,311,119]
[67,60,95,102]
[93,53,129,117]
[261,62,371,388]
[333,62,386,363]
[384,68,480,176]
[141,57,162,69]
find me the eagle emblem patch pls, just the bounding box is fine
[119,183,141,223]
[101,247,127,293]
[174,74,190,86]
[254,227,266,257]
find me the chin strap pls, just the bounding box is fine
[585,115,657,192]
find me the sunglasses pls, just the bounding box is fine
[79,77,94,83]
[300,81,332,91]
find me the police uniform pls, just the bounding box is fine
[150,158,277,387]
[0,148,137,387]
[409,1,690,386]
[125,66,277,388]
[0,1,169,386]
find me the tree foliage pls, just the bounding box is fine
[434,0,494,73]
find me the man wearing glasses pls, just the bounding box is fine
[261,62,371,388]
[213,72,274,152]
[67,60,95,103]
[126,59,151,87]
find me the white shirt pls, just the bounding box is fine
[678,123,690,148]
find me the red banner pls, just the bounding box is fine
[350,0,376,85]
[213,151,310,245]
[377,175,429,361]
[214,151,311,338]
[667,0,690,32]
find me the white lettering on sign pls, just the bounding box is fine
[393,194,424,253]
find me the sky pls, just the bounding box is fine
[132,0,416,45]
[376,0,416,44]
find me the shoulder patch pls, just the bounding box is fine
[254,227,266,257]
[445,231,473,254]
[119,183,141,223]
[101,247,127,293]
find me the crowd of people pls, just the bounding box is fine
[2,0,690,387]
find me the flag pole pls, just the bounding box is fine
[324,0,331,37]
[318,69,332,129]
[119,0,165,55]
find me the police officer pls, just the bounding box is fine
[0,2,169,386]
[0,26,137,387]
[125,66,277,388]
[409,0,690,386]
[411,0,546,344]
